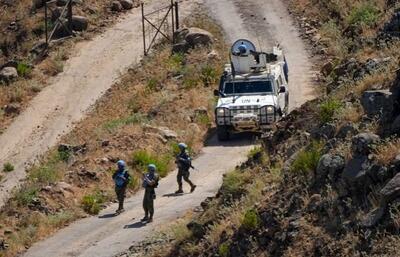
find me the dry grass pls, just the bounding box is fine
[0,10,226,257]
[374,138,400,165]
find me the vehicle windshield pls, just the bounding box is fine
[222,80,273,95]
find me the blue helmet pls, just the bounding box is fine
[148,164,157,172]
[117,160,126,169]
[178,143,187,151]
[238,44,247,54]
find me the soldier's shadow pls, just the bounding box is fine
[124,221,147,229]
[162,192,187,197]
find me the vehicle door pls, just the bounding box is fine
[276,75,286,111]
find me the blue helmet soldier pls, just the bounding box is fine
[112,160,131,214]
[175,143,196,194]
[141,164,159,223]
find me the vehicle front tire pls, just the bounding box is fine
[217,126,229,141]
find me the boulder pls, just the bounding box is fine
[119,0,133,9]
[361,90,394,122]
[0,67,18,82]
[380,172,400,204]
[307,194,322,212]
[185,28,213,47]
[342,155,371,186]
[4,103,21,115]
[143,125,177,140]
[321,61,333,76]
[336,123,358,139]
[383,11,400,37]
[351,133,380,155]
[173,27,213,52]
[360,207,385,228]
[111,1,123,12]
[316,154,345,183]
[71,16,89,31]
[391,114,400,134]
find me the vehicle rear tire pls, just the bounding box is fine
[217,126,229,141]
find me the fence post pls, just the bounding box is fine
[171,0,175,40]
[45,2,48,45]
[67,0,73,35]
[174,1,179,30]
[141,3,147,56]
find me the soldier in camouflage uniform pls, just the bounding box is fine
[175,143,196,194]
[141,164,159,223]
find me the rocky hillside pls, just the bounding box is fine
[119,1,400,256]
[0,0,140,132]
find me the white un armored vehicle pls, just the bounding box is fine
[214,39,289,141]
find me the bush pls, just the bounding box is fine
[319,99,342,123]
[200,65,218,86]
[3,162,15,172]
[146,78,159,92]
[242,209,260,230]
[29,159,62,184]
[291,142,323,175]
[81,191,106,215]
[218,242,230,257]
[17,62,32,78]
[168,53,184,71]
[221,170,252,198]
[347,3,380,26]
[103,113,148,132]
[132,150,171,177]
[14,185,38,206]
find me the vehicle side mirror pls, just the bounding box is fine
[279,86,286,93]
[213,89,220,97]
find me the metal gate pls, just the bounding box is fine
[141,0,179,56]
[44,0,74,46]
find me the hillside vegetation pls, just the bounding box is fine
[119,1,400,256]
[0,10,225,257]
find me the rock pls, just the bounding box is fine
[391,115,400,134]
[307,194,322,212]
[336,123,358,139]
[188,123,201,134]
[71,16,88,31]
[361,90,394,122]
[78,168,99,180]
[316,154,345,183]
[0,238,8,250]
[321,61,333,76]
[111,1,123,12]
[187,221,205,239]
[58,143,87,154]
[351,133,380,155]
[185,27,213,47]
[311,123,336,139]
[173,27,213,52]
[342,155,371,187]
[4,103,21,115]
[119,0,133,9]
[56,181,73,192]
[360,207,385,228]
[33,0,49,9]
[0,67,18,82]
[194,107,208,116]
[143,125,177,140]
[101,140,110,147]
[380,172,400,204]
[383,11,400,37]
[207,49,219,60]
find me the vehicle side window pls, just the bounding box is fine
[274,80,279,93]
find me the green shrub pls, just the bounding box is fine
[200,65,218,86]
[48,211,76,227]
[347,3,380,26]
[242,209,260,230]
[319,99,342,123]
[291,142,323,175]
[14,185,38,206]
[146,78,159,92]
[168,53,184,71]
[29,161,62,184]
[103,113,148,132]
[57,149,71,162]
[132,150,170,177]
[221,170,252,197]
[3,162,15,172]
[218,242,230,257]
[17,62,32,78]
[81,191,106,215]
[195,112,210,126]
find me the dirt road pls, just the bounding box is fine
[0,0,197,208]
[21,0,315,256]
